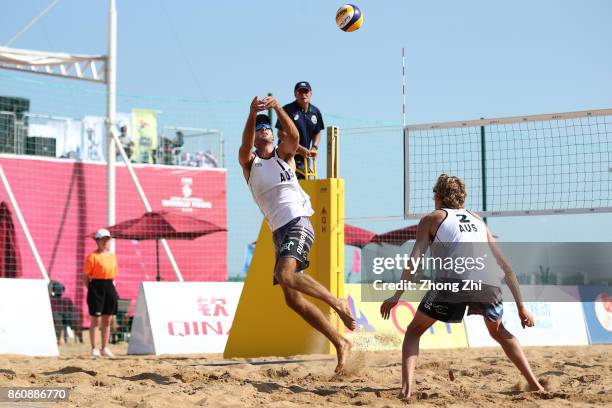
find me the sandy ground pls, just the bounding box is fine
[0,339,610,407]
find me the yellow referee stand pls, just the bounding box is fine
[224,127,344,358]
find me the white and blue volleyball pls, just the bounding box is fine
[335,4,363,32]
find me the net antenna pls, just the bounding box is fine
[404,109,612,219]
[0,0,184,281]
[402,47,409,222]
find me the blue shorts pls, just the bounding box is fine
[272,217,314,285]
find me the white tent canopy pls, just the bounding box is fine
[0,46,106,83]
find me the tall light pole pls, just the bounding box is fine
[106,0,117,250]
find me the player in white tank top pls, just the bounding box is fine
[247,147,313,231]
[379,174,543,399]
[430,207,505,285]
[433,208,488,243]
[238,96,355,374]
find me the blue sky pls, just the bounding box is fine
[1,0,611,277]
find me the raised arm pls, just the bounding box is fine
[275,101,299,161]
[238,96,260,172]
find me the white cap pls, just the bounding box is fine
[95,229,111,239]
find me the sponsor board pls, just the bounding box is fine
[0,278,58,356]
[128,282,242,355]
[579,286,612,344]
[344,284,468,350]
[465,298,589,347]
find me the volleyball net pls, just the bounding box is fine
[404,109,612,218]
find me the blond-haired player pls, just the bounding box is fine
[381,174,543,399]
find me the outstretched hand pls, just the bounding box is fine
[250,96,278,114]
[380,295,400,320]
[518,305,535,328]
[260,96,279,110]
[249,96,264,114]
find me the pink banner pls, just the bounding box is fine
[0,156,227,322]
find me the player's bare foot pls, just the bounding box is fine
[399,385,411,400]
[334,338,352,374]
[336,298,356,331]
[529,383,545,392]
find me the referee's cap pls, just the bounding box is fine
[294,81,312,92]
[95,229,111,239]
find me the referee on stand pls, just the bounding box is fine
[276,81,325,179]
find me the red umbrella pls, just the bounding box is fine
[344,224,376,248]
[0,201,21,278]
[371,224,419,246]
[102,211,226,281]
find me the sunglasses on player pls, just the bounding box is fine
[255,123,272,131]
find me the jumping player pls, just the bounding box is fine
[380,174,544,399]
[239,95,356,373]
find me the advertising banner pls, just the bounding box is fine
[129,282,242,355]
[345,283,468,350]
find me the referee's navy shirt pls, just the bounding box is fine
[275,101,325,149]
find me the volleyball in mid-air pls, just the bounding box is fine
[335,4,363,32]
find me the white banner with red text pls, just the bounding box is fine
[128,282,242,355]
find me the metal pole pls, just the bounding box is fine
[106,0,117,250]
[480,121,487,224]
[326,126,339,178]
[110,128,185,281]
[219,133,225,168]
[404,127,410,218]
[156,239,160,282]
[267,92,274,124]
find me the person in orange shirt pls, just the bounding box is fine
[83,229,119,357]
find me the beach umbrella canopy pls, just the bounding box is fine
[106,211,225,240]
[102,211,226,281]
[371,224,419,246]
[344,224,376,248]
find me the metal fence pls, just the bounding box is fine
[0,112,224,168]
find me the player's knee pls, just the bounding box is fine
[404,324,427,340]
[276,268,296,288]
[486,321,512,342]
[283,292,305,313]
[487,328,502,342]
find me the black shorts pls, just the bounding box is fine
[417,278,503,323]
[87,279,118,316]
[272,217,314,285]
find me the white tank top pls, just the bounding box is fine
[432,208,502,284]
[434,208,488,243]
[248,149,314,231]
